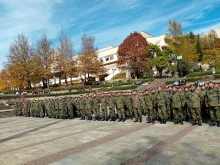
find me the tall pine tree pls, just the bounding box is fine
[196,34,203,62]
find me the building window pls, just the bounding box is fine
[110,56,114,60]
[106,57,109,61]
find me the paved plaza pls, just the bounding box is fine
[0,117,220,165]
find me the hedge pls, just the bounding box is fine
[0,85,139,100]
[165,75,220,85]
[186,69,220,78]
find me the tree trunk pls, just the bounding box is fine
[59,77,61,86]
[64,74,68,86]
[42,78,47,88]
[47,79,50,89]
[27,80,32,89]
[70,77,73,85]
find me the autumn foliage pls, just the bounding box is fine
[117,32,149,77]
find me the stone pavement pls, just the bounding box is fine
[0,117,219,165]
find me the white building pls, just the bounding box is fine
[45,32,166,86]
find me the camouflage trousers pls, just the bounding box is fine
[172,107,184,120]
[145,107,156,119]
[109,107,116,118]
[93,108,100,117]
[80,109,86,117]
[117,108,126,119]
[158,106,168,120]
[125,106,133,117]
[133,107,142,118]
[189,107,202,121]
[209,106,220,121]
[101,108,108,118]
[85,108,93,116]
[68,108,74,118]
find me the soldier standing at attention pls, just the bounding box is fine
[85,94,93,120]
[132,90,142,123]
[171,87,184,125]
[100,93,108,121]
[150,89,157,123]
[205,82,220,127]
[156,86,168,124]
[179,87,187,122]
[164,87,172,121]
[144,90,154,123]
[187,86,202,126]
[116,92,126,122]
[92,93,100,120]
[79,95,86,120]
[139,92,145,117]
[108,92,117,121]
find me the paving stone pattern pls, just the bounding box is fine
[0,117,220,165]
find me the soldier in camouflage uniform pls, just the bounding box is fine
[60,98,68,119]
[108,92,117,121]
[156,87,168,124]
[54,98,60,118]
[205,82,220,127]
[127,91,133,119]
[116,92,126,122]
[92,93,100,120]
[85,94,93,120]
[187,86,202,126]
[100,93,108,121]
[79,95,86,120]
[179,87,187,121]
[171,87,184,125]
[67,98,74,119]
[132,90,142,123]
[144,90,155,123]
[164,87,172,121]
[39,100,45,118]
[139,92,145,118]
[14,100,22,116]
[24,99,31,117]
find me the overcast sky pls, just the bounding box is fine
[0,0,220,67]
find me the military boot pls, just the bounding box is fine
[198,120,202,126]
[174,119,178,125]
[147,117,151,123]
[160,119,163,124]
[105,117,109,121]
[134,118,138,122]
[117,118,122,122]
[191,120,196,126]
[139,117,142,123]
[217,121,220,127]
[122,118,126,122]
[163,119,167,124]
[179,119,183,125]
[151,118,155,124]
[209,120,216,126]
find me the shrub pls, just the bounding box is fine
[186,71,212,77]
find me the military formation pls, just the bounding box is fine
[14,81,220,127]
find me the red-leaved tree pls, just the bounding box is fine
[117,32,149,78]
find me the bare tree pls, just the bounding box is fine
[168,20,183,37]
[36,33,53,88]
[7,33,35,89]
[57,31,74,86]
[77,33,105,84]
